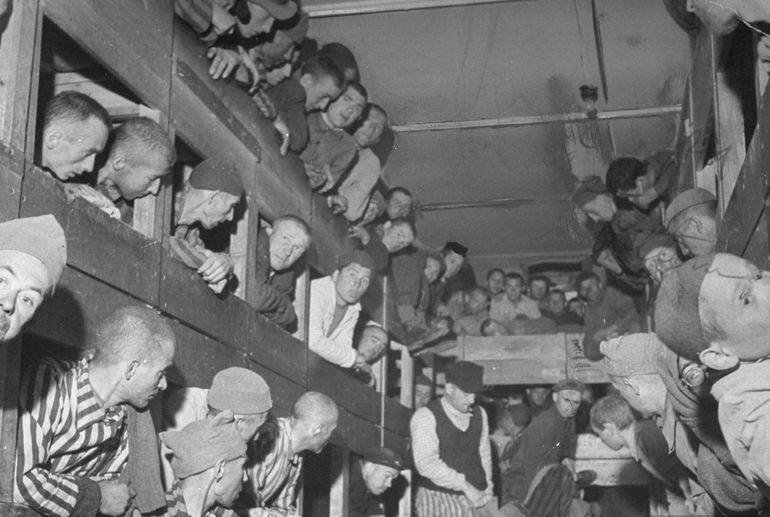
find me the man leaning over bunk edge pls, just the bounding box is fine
[410,360,494,516]
[14,306,175,517]
[0,214,66,343]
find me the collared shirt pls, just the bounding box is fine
[410,397,492,495]
[712,361,770,496]
[164,479,193,517]
[15,357,129,516]
[489,295,541,323]
[243,417,303,514]
[299,112,357,192]
[305,276,361,368]
[338,148,382,222]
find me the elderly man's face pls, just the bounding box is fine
[414,384,432,409]
[0,250,52,342]
[445,383,475,414]
[43,116,109,180]
[235,3,274,38]
[487,271,504,296]
[386,192,412,220]
[325,87,366,129]
[504,278,523,303]
[363,463,399,495]
[578,277,602,303]
[268,220,310,271]
[553,389,582,419]
[358,327,388,363]
[581,194,617,223]
[334,263,372,305]
[381,223,414,253]
[443,251,464,279]
[124,341,174,409]
[112,150,171,200]
[700,254,770,360]
[529,279,548,301]
[644,246,682,283]
[201,191,240,229]
[353,110,387,149]
[213,456,247,508]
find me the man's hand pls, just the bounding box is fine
[253,88,278,120]
[198,251,233,286]
[593,324,619,343]
[304,164,328,190]
[207,46,241,80]
[561,458,577,481]
[462,482,489,508]
[273,116,291,155]
[348,224,370,244]
[210,3,236,37]
[98,482,134,516]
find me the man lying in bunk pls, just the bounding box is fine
[349,447,404,517]
[14,306,175,517]
[65,117,176,222]
[576,270,640,361]
[254,55,345,155]
[300,83,367,192]
[489,272,541,325]
[334,104,390,222]
[0,214,66,343]
[664,188,718,259]
[656,252,770,502]
[240,391,339,516]
[171,158,244,294]
[161,411,249,517]
[454,287,491,336]
[306,251,373,370]
[162,367,272,486]
[411,361,493,515]
[349,217,416,273]
[351,323,389,387]
[252,214,311,330]
[39,90,110,181]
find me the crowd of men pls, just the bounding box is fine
[6,0,770,516]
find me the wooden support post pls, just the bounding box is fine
[294,267,310,343]
[231,209,249,300]
[398,469,413,517]
[379,276,390,444]
[329,447,350,517]
[0,339,22,501]
[395,341,414,408]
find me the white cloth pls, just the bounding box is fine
[306,276,361,368]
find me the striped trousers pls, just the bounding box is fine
[415,487,479,517]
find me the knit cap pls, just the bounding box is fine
[363,447,404,470]
[188,158,244,198]
[0,214,67,286]
[207,367,272,415]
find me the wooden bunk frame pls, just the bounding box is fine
[0,1,412,515]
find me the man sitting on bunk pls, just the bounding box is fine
[485,268,505,302]
[307,250,374,370]
[349,217,416,273]
[253,214,311,330]
[240,391,339,515]
[351,323,389,387]
[300,83,367,192]
[66,117,176,221]
[489,273,541,325]
[161,411,248,517]
[39,90,110,181]
[455,287,491,336]
[15,306,175,517]
[171,158,244,294]
[0,215,67,344]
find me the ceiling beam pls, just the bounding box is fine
[420,196,569,211]
[392,105,681,133]
[305,0,520,18]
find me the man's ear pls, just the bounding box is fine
[699,346,739,371]
[112,155,125,171]
[265,225,274,237]
[45,127,63,149]
[214,459,226,481]
[383,221,392,229]
[552,392,558,404]
[125,360,140,380]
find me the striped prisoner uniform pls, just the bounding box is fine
[14,357,129,516]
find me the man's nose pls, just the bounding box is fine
[149,179,161,196]
[0,289,17,314]
[158,376,168,391]
[83,155,96,173]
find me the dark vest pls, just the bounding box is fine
[418,398,487,494]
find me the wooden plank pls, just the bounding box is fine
[565,333,609,384]
[307,354,381,425]
[42,0,173,114]
[0,339,21,501]
[330,407,381,456]
[446,334,567,362]
[0,502,42,517]
[246,309,309,386]
[20,167,162,304]
[719,82,770,255]
[329,447,350,517]
[382,396,411,438]
[0,150,23,221]
[575,434,649,486]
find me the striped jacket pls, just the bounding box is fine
[14,357,129,516]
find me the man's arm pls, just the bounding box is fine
[15,362,102,517]
[479,409,494,497]
[307,283,357,368]
[410,408,467,491]
[252,279,297,329]
[614,290,641,334]
[338,151,381,222]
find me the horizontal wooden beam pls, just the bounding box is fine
[420,196,568,211]
[305,0,524,18]
[392,105,681,133]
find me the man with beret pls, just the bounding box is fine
[15,306,175,516]
[410,360,493,515]
[664,188,718,259]
[162,411,248,517]
[162,367,272,487]
[39,91,111,181]
[0,214,67,343]
[171,158,244,294]
[253,215,311,330]
[505,379,584,506]
[306,251,373,370]
[655,252,770,499]
[348,447,404,517]
[605,150,678,211]
[240,391,339,515]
